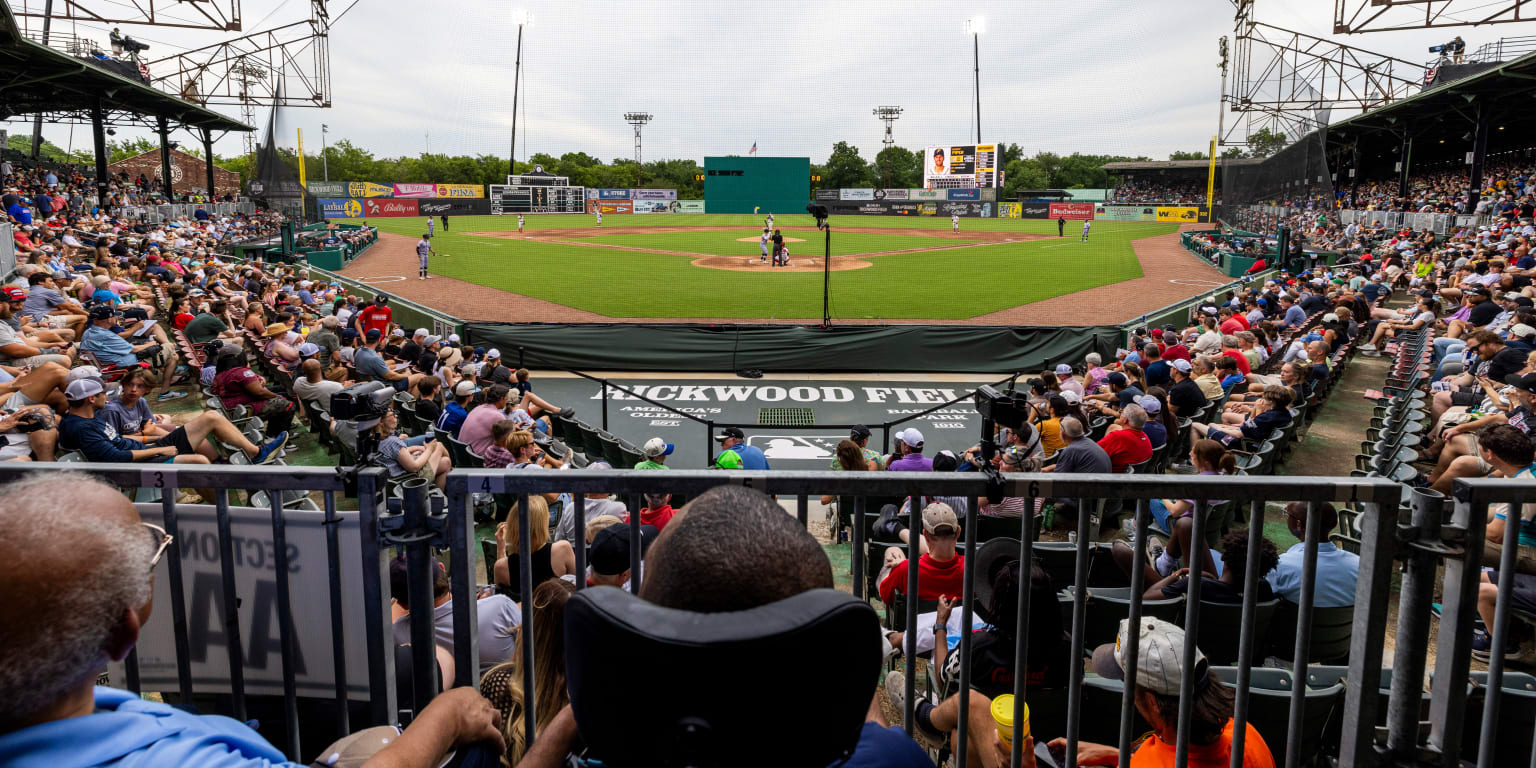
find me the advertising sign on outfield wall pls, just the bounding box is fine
[1095,205,1157,222]
[1155,206,1201,223]
[946,189,980,201]
[840,188,875,201]
[669,200,706,213]
[1049,202,1094,220]
[349,182,394,198]
[587,199,634,214]
[631,189,677,200]
[419,199,492,216]
[910,189,945,200]
[828,202,920,216]
[1019,203,1052,219]
[359,198,419,217]
[592,188,631,200]
[998,202,1022,219]
[391,183,437,198]
[938,202,992,217]
[435,184,484,198]
[307,181,347,197]
[631,200,670,214]
[319,198,364,219]
[874,188,909,200]
[813,189,840,201]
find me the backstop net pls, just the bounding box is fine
[249,103,317,223]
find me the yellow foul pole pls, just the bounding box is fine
[1205,136,1217,223]
[297,128,307,188]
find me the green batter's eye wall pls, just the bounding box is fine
[703,156,811,214]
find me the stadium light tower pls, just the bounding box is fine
[873,106,903,148]
[625,112,653,184]
[508,9,532,179]
[965,17,984,143]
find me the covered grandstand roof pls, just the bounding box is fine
[0,1,249,132]
[1328,50,1536,179]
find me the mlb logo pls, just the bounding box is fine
[746,435,840,461]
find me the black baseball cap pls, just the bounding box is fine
[88,304,116,321]
[1505,372,1536,394]
[589,523,659,576]
[850,424,871,440]
[364,328,382,343]
[714,426,746,442]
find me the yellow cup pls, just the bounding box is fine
[990,694,1030,747]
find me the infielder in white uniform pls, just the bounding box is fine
[951,213,960,233]
[595,210,603,227]
[427,217,434,237]
[518,214,525,233]
[416,234,433,280]
[759,228,770,263]
[1081,220,1091,242]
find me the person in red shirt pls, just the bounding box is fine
[1217,308,1246,336]
[1097,403,1154,472]
[1219,336,1252,376]
[1052,617,1275,768]
[877,501,964,606]
[355,294,394,337]
[626,493,676,530]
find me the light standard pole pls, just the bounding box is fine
[321,123,329,182]
[509,10,532,179]
[965,18,984,144]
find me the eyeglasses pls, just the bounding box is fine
[143,521,173,571]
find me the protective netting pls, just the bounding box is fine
[1220,73,1335,239]
[249,100,316,223]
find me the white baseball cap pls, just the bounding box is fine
[448,333,460,343]
[895,428,924,447]
[486,349,501,359]
[1170,359,1193,373]
[642,437,674,458]
[1060,391,1082,405]
[66,365,103,383]
[413,328,429,338]
[1092,617,1206,696]
[453,381,480,397]
[389,328,405,338]
[1054,364,1073,375]
[65,378,105,401]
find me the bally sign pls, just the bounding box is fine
[363,198,419,217]
[118,503,374,699]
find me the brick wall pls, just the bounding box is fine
[107,149,240,195]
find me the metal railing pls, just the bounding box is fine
[10,461,1535,767]
[108,202,256,223]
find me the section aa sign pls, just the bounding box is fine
[113,503,374,700]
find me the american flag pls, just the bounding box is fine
[749,142,757,156]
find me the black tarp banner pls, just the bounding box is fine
[463,322,1118,373]
[418,198,492,216]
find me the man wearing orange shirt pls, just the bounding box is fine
[1052,617,1276,768]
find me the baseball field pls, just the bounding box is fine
[337,214,1186,321]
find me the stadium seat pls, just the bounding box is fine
[884,593,940,635]
[1268,602,1354,665]
[565,586,879,768]
[1077,675,1152,746]
[1457,671,1536,764]
[1189,598,1278,666]
[1210,666,1342,767]
[1065,586,1184,650]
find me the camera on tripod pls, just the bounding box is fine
[120,36,150,54]
[331,381,393,428]
[973,384,1030,429]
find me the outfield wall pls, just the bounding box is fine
[463,322,1116,374]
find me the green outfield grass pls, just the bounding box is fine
[339,214,1177,319]
[560,230,972,257]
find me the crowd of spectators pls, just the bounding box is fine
[1109,177,1208,205]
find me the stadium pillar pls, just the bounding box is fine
[1396,136,1412,199]
[156,116,174,200]
[1349,143,1361,209]
[1464,102,1490,216]
[90,98,108,210]
[201,128,216,201]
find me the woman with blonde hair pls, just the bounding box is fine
[493,494,575,599]
[480,579,576,766]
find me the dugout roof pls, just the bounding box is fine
[0,1,249,132]
[1328,50,1536,180]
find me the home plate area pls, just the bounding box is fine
[533,375,988,468]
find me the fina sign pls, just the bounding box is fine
[116,503,375,699]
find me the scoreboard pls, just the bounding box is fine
[488,185,586,214]
[922,144,1000,189]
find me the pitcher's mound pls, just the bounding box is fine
[692,255,872,273]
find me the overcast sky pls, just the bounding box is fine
[8,0,1507,165]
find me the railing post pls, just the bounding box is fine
[1433,483,1490,764]
[1387,489,1444,759]
[356,469,396,725]
[401,478,438,721]
[601,379,610,431]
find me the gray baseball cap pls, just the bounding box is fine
[1092,617,1206,696]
